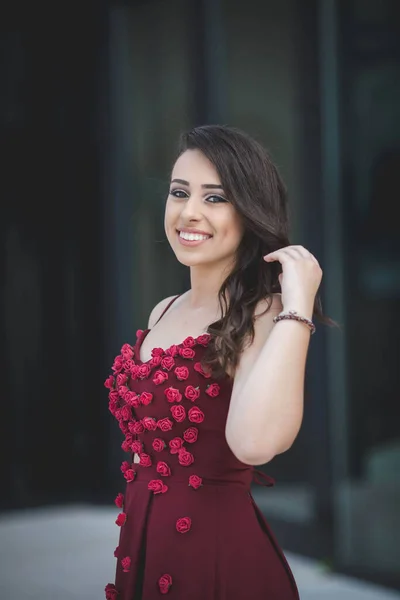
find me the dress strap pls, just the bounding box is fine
[153,294,181,326]
[252,468,275,487]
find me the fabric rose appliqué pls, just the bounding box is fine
[124,469,136,483]
[105,582,119,599]
[130,364,140,380]
[188,406,205,424]
[122,433,133,453]
[114,493,124,508]
[121,438,131,453]
[194,361,212,378]
[150,355,162,368]
[197,333,211,346]
[188,475,203,490]
[115,512,127,527]
[165,344,178,357]
[143,416,158,431]
[121,556,131,573]
[169,437,184,454]
[158,574,173,595]
[109,398,119,417]
[119,405,132,422]
[151,347,164,358]
[157,417,173,432]
[140,391,153,406]
[121,342,134,359]
[170,404,186,423]
[161,356,175,371]
[182,336,196,348]
[131,440,143,454]
[156,461,171,477]
[139,453,152,467]
[118,385,129,400]
[179,346,195,359]
[183,427,198,443]
[174,366,189,381]
[184,385,200,402]
[116,372,128,387]
[206,383,220,397]
[125,391,140,408]
[164,387,182,403]
[178,448,194,467]
[152,438,166,452]
[176,516,192,533]
[148,479,168,494]
[129,420,145,434]
[123,359,135,374]
[112,355,124,374]
[137,363,152,380]
[153,370,169,385]
[104,375,115,389]
[120,461,131,475]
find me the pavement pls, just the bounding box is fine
[0,505,399,599]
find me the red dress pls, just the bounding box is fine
[104,297,299,600]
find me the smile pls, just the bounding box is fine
[177,230,212,246]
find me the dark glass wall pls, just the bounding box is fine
[1,3,113,507]
[334,0,400,587]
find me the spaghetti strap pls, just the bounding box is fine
[153,294,181,326]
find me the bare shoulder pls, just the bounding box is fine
[148,295,179,329]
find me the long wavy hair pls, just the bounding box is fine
[176,124,334,378]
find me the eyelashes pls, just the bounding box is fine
[169,189,228,203]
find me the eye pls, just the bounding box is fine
[169,189,188,198]
[206,195,227,204]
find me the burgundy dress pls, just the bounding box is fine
[104,297,299,600]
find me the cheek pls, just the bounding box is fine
[164,201,175,232]
[222,213,244,245]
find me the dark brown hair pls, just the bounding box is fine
[177,124,335,378]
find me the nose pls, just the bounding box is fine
[179,194,202,222]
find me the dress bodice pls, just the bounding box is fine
[105,329,266,489]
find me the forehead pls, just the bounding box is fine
[171,149,221,184]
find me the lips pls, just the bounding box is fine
[177,229,212,237]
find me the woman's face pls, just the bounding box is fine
[164,149,244,269]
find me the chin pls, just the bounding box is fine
[174,252,210,268]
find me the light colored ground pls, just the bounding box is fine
[0,505,399,599]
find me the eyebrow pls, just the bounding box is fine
[171,178,223,190]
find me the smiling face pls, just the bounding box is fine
[164,149,244,270]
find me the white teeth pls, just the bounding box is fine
[179,231,210,241]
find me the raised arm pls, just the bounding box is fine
[225,245,322,465]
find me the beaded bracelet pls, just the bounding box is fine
[273,310,316,335]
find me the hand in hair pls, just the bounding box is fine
[263,245,322,320]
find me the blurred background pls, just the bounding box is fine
[1,0,400,598]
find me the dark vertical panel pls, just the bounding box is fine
[104,4,138,493]
[190,0,226,125]
[1,2,112,509]
[294,0,334,556]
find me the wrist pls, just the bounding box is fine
[281,304,314,321]
[273,309,316,335]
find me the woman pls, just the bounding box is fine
[105,125,324,599]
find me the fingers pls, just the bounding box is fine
[264,245,320,266]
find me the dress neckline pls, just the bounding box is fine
[135,328,211,364]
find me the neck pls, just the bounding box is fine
[187,260,233,309]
